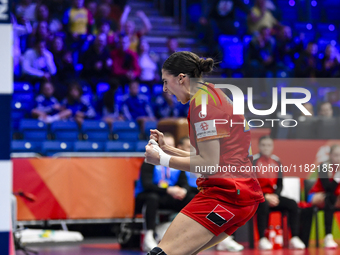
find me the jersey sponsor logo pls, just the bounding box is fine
[206,204,235,227]
[194,120,217,139]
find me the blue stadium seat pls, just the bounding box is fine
[136,140,148,152]
[294,23,316,43]
[82,120,110,141]
[42,141,73,156]
[112,121,139,133]
[144,121,158,137]
[11,140,42,153]
[318,38,336,52]
[140,84,151,99]
[105,141,135,152]
[11,111,25,130]
[13,82,33,93]
[74,141,105,152]
[113,132,140,141]
[317,24,339,41]
[50,121,79,141]
[219,35,244,69]
[277,0,299,22]
[19,119,48,140]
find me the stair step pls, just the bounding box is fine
[148,30,196,37]
[144,36,197,44]
[129,16,175,25]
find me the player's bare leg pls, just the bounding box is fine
[191,232,229,255]
[156,212,215,255]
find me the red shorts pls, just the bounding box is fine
[181,191,259,236]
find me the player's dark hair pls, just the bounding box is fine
[164,132,175,139]
[39,81,54,94]
[259,135,273,144]
[162,51,214,78]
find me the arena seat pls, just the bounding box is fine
[51,121,80,141]
[11,140,42,153]
[219,35,244,70]
[19,119,48,140]
[82,120,110,141]
[105,141,135,152]
[13,82,33,93]
[112,121,140,141]
[42,141,73,156]
[74,141,105,152]
[136,140,148,152]
[144,121,158,137]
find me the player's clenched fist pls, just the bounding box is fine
[144,142,161,166]
[150,129,166,148]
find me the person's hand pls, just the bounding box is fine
[167,186,186,200]
[43,72,51,80]
[199,17,208,25]
[144,142,161,165]
[126,71,135,80]
[265,193,279,207]
[53,104,61,111]
[75,111,85,118]
[124,5,131,13]
[136,10,146,19]
[95,61,103,70]
[106,58,113,67]
[150,129,166,148]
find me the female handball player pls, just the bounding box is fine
[144,51,265,255]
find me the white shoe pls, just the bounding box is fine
[142,230,158,252]
[324,234,338,249]
[216,236,244,252]
[258,237,273,250]
[289,236,306,249]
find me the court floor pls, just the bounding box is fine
[16,239,340,255]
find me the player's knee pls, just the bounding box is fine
[147,247,167,255]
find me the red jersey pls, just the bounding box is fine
[187,83,264,206]
[253,153,282,194]
[310,163,340,195]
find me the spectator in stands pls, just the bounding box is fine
[42,0,68,21]
[15,0,37,23]
[119,5,152,52]
[152,92,178,119]
[295,42,320,78]
[102,81,123,127]
[138,38,159,83]
[111,33,141,84]
[159,37,179,67]
[31,81,72,123]
[121,80,155,124]
[12,13,32,79]
[308,144,340,248]
[63,0,94,53]
[80,33,112,90]
[318,102,333,118]
[31,21,53,46]
[96,3,118,32]
[86,0,97,20]
[62,82,96,125]
[96,19,115,48]
[319,45,340,78]
[51,36,76,83]
[247,26,277,77]
[247,0,279,34]
[275,26,304,70]
[134,133,195,252]
[254,136,305,250]
[22,39,57,83]
[34,3,63,34]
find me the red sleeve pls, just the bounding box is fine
[111,50,128,76]
[190,103,230,143]
[87,9,94,25]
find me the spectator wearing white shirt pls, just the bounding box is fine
[138,38,158,83]
[22,39,57,82]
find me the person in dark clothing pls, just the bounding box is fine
[62,82,96,125]
[308,144,340,248]
[319,45,340,78]
[254,136,305,250]
[247,26,277,78]
[275,26,304,71]
[80,33,112,91]
[295,42,320,78]
[135,133,195,252]
[199,0,251,54]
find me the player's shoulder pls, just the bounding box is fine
[270,154,281,163]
